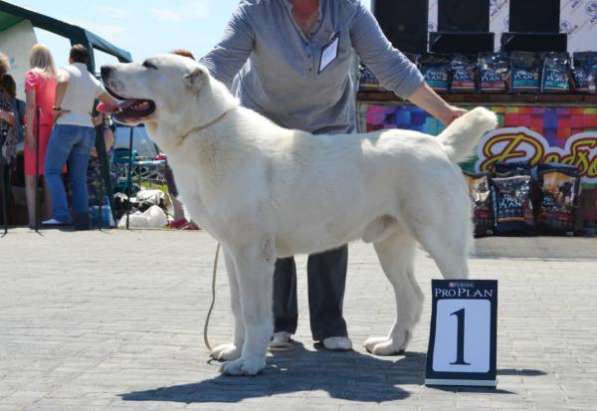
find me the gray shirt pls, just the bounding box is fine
[201,0,424,134]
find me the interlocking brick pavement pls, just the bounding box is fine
[0,229,596,410]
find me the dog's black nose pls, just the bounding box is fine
[100,65,114,80]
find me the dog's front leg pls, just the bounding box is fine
[210,248,244,361]
[220,241,274,376]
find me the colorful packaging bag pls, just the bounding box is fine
[572,52,597,94]
[510,51,540,93]
[450,54,476,92]
[541,52,571,93]
[537,164,580,235]
[491,175,535,235]
[420,54,450,92]
[464,172,494,237]
[478,52,509,93]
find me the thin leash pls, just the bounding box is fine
[203,242,220,352]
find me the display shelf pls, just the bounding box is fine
[358,89,597,105]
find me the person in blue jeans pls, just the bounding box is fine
[43,44,116,227]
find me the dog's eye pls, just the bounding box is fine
[142,61,158,70]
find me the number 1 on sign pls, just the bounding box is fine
[450,308,470,366]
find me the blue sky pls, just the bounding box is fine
[9,0,370,69]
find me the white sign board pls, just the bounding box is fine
[425,279,498,387]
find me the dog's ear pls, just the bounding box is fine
[183,67,206,93]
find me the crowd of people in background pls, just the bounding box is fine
[0,43,118,229]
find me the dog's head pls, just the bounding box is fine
[101,54,236,144]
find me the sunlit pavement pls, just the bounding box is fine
[1,229,596,410]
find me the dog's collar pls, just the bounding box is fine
[178,107,235,143]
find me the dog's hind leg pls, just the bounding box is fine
[411,219,470,279]
[210,248,244,361]
[365,231,423,356]
[220,240,275,376]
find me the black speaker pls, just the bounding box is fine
[429,32,495,54]
[438,0,490,32]
[510,0,560,33]
[501,33,567,52]
[372,0,429,54]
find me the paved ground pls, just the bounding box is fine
[0,228,596,410]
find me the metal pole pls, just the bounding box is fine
[0,161,7,237]
[34,107,40,232]
[125,126,134,230]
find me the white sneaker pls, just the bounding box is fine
[269,331,293,351]
[322,336,353,351]
[41,218,70,227]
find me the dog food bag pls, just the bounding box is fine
[541,52,571,93]
[537,164,580,235]
[464,172,494,237]
[450,54,476,93]
[420,54,450,92]
[510,51,540,93]
[491,175,535,235]
[494,162,532,177]
[478,52,509,93]
[572,52,597,94]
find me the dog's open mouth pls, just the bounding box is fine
[105,86,156,123]
[113,99,156,122]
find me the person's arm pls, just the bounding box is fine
[199,2,255,87]
[407,83,467,126]
[25,88,37,150]
[53,69,70,121]
[350,4,465,125]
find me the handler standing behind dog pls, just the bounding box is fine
[201,0,466,351]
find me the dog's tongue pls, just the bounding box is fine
[96,101,120,114]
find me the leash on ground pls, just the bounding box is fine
[203,242,220,353]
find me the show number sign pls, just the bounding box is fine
[425,280,498,387]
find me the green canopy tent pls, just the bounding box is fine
[0,0,132,71]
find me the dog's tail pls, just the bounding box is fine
[437,107,498,163]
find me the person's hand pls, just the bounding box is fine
[440,105,468,125]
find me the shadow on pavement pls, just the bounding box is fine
[121,347,425,404]
[121,347,547,404]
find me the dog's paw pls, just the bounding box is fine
[210,343,241,361]
[364,330,410,356]
[220,356,266,376]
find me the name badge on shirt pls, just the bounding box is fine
[319,33,339,73]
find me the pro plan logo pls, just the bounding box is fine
[474,127,597,183]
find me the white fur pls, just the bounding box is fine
[102,55,498,376]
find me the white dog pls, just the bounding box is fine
[101,54,497,376]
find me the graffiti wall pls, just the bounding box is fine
[427,0,597,53]
[360,103,597,223]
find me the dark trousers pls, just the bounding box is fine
[273,245,348,341]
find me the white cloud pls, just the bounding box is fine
[149,0,210,23]
[97,6,128,20]
[71,17,125,41]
